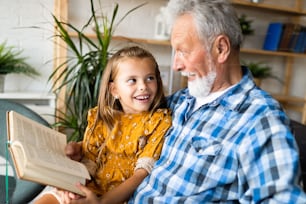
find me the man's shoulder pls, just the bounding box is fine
[167,88,189,102]
[246,88,281,111]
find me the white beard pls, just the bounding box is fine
[188,71,216,98]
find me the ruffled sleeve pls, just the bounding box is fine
[135,108,172,173]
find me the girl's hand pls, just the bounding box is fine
[60,189,82,204]
[65,141,82,161]
[65,183,100,204]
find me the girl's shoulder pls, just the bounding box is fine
[143,108,171,135]
[155,108,171,116]
[86,106,100,125]
[88,106,98,117]
[149,108,172,124]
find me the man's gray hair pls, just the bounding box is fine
[166,0,243,50]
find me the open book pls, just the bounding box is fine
[6,111,90,196]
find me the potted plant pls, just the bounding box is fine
[242,61,282,86]
[239,14,254,36]
[0,41,40,92]
[50,0,145,141]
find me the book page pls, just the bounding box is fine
[11,140,89,178]
[7,111,66,154]
[28,162,88,195]
[11,142,88,196]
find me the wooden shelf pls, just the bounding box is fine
[0,92,56,107]
[68,32,171,46]
[273,94,306,104]
[241,48,306,58]
[69,32,306,58]
[232,0,306,15]
[272,94,306,124]
[0,92,55,100]
[0,92,56,123]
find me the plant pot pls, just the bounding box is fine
[0,74,5,92]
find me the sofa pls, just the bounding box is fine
[290,120,306,191]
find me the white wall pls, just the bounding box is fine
[0,0,54,93]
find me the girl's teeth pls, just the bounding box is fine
[136,96,149,100]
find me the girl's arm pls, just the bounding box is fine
[99,168,148,204]
[67,168,148,204]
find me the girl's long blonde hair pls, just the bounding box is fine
[96,46,166,130]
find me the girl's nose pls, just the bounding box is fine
[138,81,147,91]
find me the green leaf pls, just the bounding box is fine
[0,41,40,77]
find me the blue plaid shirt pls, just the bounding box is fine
[129,67,306,203]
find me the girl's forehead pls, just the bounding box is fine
[114,58,154,76]
[117,58,154,69]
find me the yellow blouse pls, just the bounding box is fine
[82,107,171,195]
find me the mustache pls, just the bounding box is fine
[181,71,196,77]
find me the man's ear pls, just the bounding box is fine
[214,35,231,63]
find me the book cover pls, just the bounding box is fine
[303,27,306,53]
[263,22,283,51]
[288,24,302,52]
[292,26,305,53]
[278,23,296,52]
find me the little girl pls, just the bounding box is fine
[34,46,171,204]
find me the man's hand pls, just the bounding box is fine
[65,141,83,161]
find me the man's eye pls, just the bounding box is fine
[176,50,188,58]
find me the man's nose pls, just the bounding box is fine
[173,53,184,71]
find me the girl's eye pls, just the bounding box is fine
[147,76,156,81]
[127,79,136,84]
